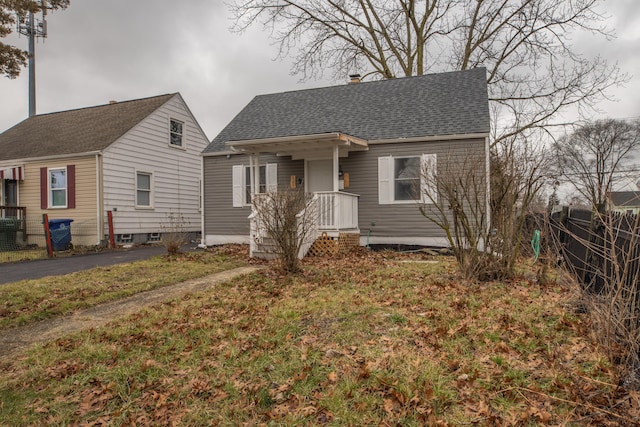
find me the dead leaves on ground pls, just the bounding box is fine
[3,249,639,425]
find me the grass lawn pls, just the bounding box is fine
[1,249,637,425]
[0,245,248,329]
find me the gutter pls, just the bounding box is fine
[368,132,489,145]
[95,153,102,246]
[0,150,103,164]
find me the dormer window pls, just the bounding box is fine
[170,119,184,147]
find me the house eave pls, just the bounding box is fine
[202,150,242,158]
[368,132,489,144]
[218,132,369,159]
[0,150,103,165]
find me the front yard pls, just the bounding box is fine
[0,249,637,425]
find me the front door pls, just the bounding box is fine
[2,179,17,217]
[307,159,333,193]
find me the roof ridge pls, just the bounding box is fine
[254,67,486,98]
[32,93,177,118]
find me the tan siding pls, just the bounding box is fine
[102,95,208,235]
[20,155,99,246]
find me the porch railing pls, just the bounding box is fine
[248,193,321,259]
[315,191,359,230]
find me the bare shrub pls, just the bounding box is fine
[160,211,190,255]
[420,142,548,281]
[251,190,318,273]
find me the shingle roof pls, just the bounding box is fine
[205,68,489,153]
[0,94,176,161]
[610,191,640,207]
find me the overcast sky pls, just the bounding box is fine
[0,0,639,141]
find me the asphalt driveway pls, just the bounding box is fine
[0,245,186,285]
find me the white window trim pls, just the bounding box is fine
[48,167,68,209]
[135,170,154,209]
[232,163,278,208]
[378,154,437,205]
[169,118,186,150]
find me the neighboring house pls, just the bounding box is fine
[0,93,208,247]
[609,191,640,215]
[202,68,490,253]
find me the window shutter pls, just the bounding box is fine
[40,167,48,209]
[378,156,392,204]
[266,163,278,193]
[421,154,437,203]
[232,165,244,207]
[67,165,76,208]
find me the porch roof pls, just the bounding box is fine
[226,132,368,160]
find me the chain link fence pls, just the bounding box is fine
[0,215,48,263]
[0,215,105,264]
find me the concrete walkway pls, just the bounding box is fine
[0,265,259,359]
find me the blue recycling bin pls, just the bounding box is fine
[48,218,74,251]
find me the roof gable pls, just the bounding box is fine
[0,94,176,161]
[205,68,490,153]
[610,191,640,207]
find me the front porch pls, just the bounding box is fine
[228,132,367,259]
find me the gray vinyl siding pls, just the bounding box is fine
[342,138,486,241]
[203,153,304,237]
[102,95,208,235]
[204,137,486,244]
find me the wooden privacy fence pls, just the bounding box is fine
[550,207,640,294]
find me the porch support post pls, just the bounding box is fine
[332,144,339,192]
[248,154,255,197]
[254,152,261,196]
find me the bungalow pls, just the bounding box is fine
[202,68,490,254]
[0,93,208,247]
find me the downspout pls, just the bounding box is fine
[200,155,205,246]
[95,153,102,246]
[485,136,491,235]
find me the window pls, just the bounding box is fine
[245,165,266,204]
[169,119,184,147]
[378,154,437,204]
[49,168,67,208]
[136,172,153,208]
[40,165,75,209]
[232,163,278,207]
[394,157,421,201]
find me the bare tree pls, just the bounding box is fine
[229,0,626,147]
[554,119,640,211]
[251,189,318,273]
[0,0,70,78]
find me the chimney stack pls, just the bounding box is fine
[109,100,117,104]
[349,73,361,84]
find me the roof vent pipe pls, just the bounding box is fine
[349,74,361,84]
